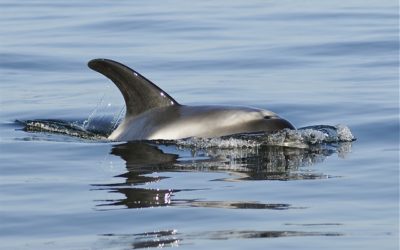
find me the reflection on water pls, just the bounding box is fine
[96,188,175,209]
[99,230,180,249]
[96,186,297,210]
[99,228,342,249]
[19,118,353,210]
[94,141,351,210]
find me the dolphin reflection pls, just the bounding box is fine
[94,141,351,210]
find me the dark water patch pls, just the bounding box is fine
[79,18,221,34]
[0,53,80,72]
[270,11,397,22]
[146,57,314,72]
[357,60,399,69]
[291,40,397,57]
[1,1,105,9]
[351,118,399,145]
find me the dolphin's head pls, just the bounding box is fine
[200,107,295,137]
[262,115,296,132]
[255,110,295,132]
[263,115,295,131]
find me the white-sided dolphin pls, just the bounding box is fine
[88,59,295,141]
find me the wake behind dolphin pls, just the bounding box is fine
[88,59,295,141]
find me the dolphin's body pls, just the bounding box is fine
[88,59,295,141]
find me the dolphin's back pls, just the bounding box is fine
[88,59,295,141]
[109,105,294,140]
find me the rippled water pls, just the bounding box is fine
[0,1,399,249]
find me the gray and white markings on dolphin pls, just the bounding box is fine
[88,59,295,141]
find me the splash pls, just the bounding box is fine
[82,89,125,135]
[19,86,126,141]
[177,124,355,149]
[21,119,107,141]
[298,124,355,143]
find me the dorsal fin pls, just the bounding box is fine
[88,58,179,117]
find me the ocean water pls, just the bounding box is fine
[0,0,399,249]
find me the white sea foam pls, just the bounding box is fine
[177,124,355,149]
[23,119,107,141]
[177,137,260,149]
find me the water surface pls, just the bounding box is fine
[0,0,398,249]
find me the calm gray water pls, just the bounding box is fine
[0,1,399,249]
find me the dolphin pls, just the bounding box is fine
[88,59,295,141]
